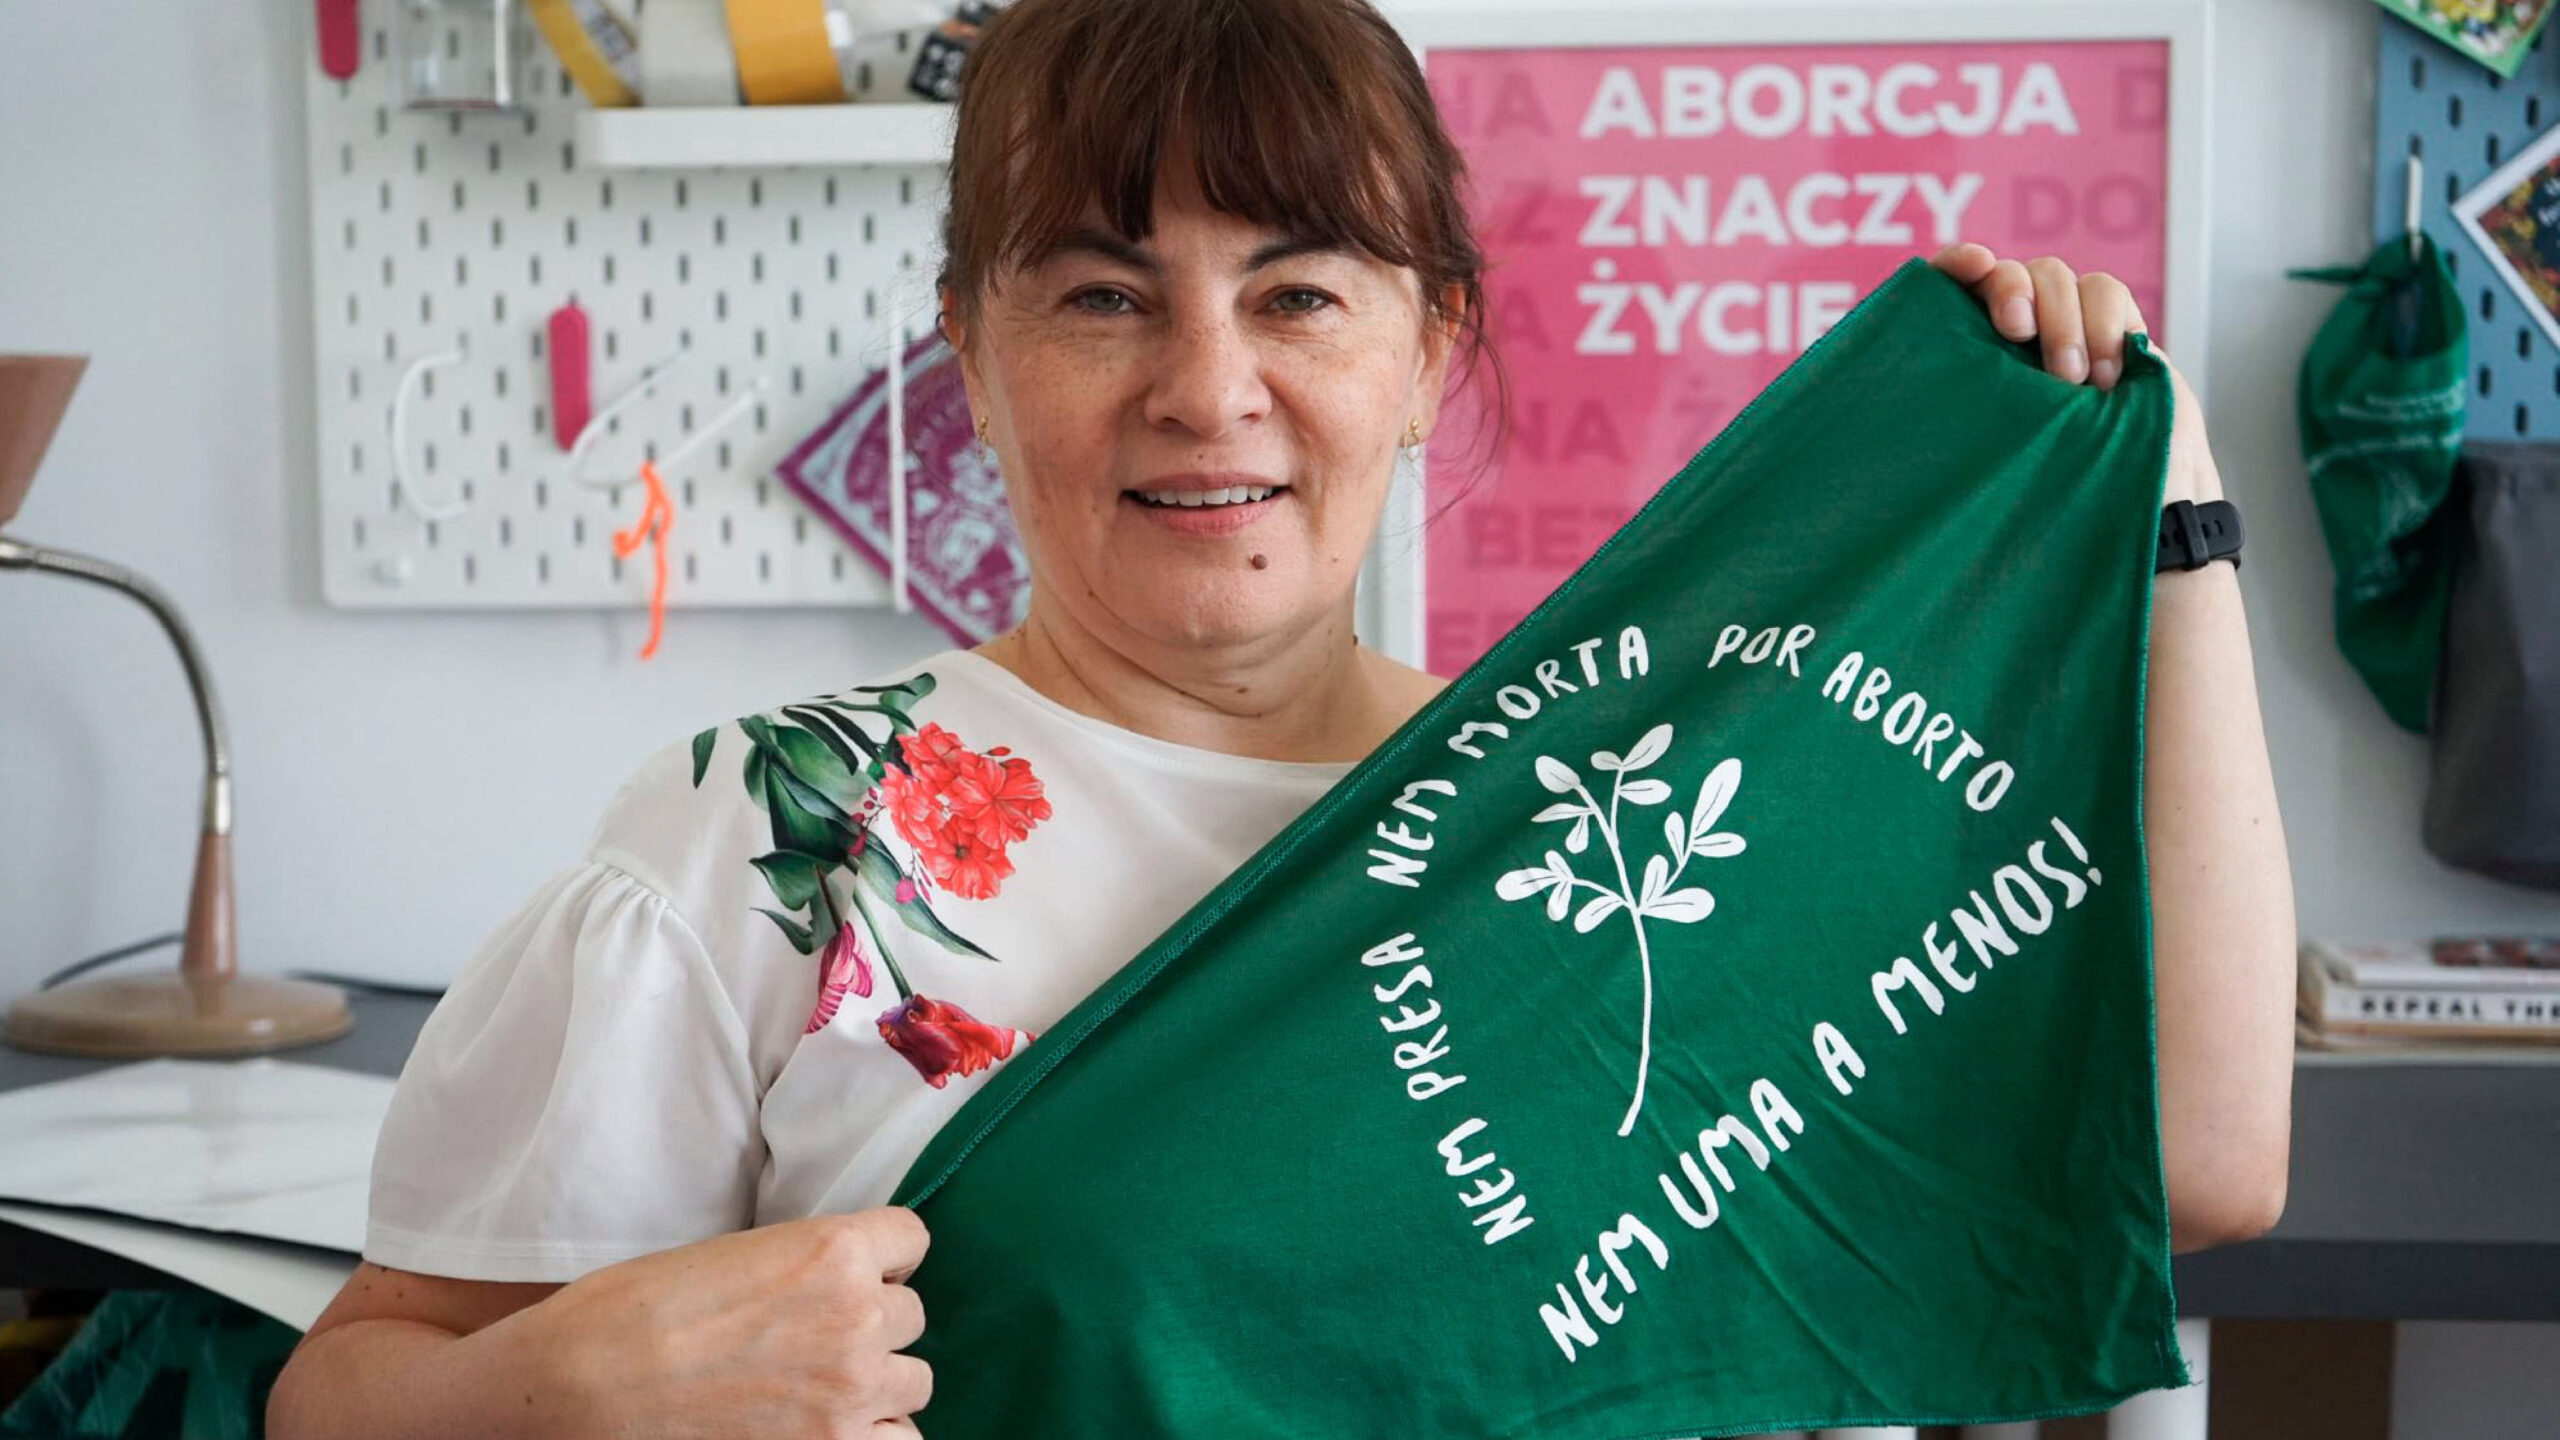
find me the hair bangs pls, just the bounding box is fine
[949,0,1439,307]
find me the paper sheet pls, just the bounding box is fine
[0,1201,355,1331]
[0,1057,392,1252]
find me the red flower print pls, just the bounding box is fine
[938,836,1014,901]
[876,994,1032,1088]
[950,753,1052,847]
[871,725,1051,901]
[806,922,875,1035]
[900,723,970,785]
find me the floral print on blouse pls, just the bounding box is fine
[688,673,1056,1087]
[363,649,1353,1284]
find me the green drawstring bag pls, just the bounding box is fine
[2287,233,2471,733]
[892,259,2187,1438]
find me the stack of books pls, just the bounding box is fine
[2298,938,2560,1048]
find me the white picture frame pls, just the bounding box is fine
[2453,118,2560,353]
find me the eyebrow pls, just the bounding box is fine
[1034,226,1343,274]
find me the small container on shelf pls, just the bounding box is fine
[398,0,534,112]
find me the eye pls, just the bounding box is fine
[1068,286,1137,316]
[1269,287,1335,315]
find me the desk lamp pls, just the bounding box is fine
[0,354,351,1057]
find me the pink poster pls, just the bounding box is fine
[1423,42,2172,673]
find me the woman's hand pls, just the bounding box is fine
[520,1207,935,1436]
[1930,242,2221,506]
[272,1206,935,1438]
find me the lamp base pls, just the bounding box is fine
[2,972,353,1059]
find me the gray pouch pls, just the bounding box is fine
[2423,441,2560,890]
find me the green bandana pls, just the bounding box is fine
[891,259,2186,1437]
[2287,233,2470,733]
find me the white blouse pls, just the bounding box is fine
[364,649,1354,1282]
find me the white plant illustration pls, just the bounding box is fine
[1493,724,1746,1137]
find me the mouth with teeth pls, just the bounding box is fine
[1124,481,1289,536]
[1128,484,1284,509]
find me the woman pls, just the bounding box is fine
[268,0,2294,1433]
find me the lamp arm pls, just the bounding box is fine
[1,531,239,987]
[0,535,232,835]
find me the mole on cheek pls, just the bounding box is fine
[1249,553,1269,570]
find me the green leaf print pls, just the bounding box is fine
[849,836,997,962]
[759,757,856,859]
[755,906,819,954]
[852,674,936,710]
[766,723,864,810]
[782,704,889,784]
[750,850,826,911]
[690,727,717,788]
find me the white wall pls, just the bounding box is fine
[5,0,2558,1430]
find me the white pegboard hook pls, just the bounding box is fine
[659,377,769,475]
[388,339,472,522]
[885,308,910,615]
[567,350,692,491]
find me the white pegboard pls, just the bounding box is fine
[305,11,947,608]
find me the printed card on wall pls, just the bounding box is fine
[1421,43,2172,674]
[2455,118,2560,350]
[2370,0,2556,78]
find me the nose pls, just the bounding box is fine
[1142,302,1272,442]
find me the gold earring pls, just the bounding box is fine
[974,413,990,448]
[1402,418,1423,450]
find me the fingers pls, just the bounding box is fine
[874,1283,928,1350]
[873,1354,935,1418]
[2025,256,2087,384]
[2079,271,2146,391]
[1955,249,2156,391]
[1973,256,2037,345]
[854,1204,932,1282]
[1929,240,1998,285]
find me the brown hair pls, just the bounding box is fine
[936,0,1506,460]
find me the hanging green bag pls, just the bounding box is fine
[2287,233,2470,732]
[889,260,2188,1438]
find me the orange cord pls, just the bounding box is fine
[611,459,675,659]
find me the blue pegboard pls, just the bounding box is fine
[2372,15,2560,439]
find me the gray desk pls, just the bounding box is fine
[0,989,436,1291]
[2173,1055,2560,1322]
[3,999,2556,1321]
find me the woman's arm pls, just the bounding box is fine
[1933,245,2297,1253]
[268,1209,936,1438]
[267,1266,569,1439]
[2135,384,2297,1253]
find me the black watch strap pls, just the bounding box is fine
[2155,499,2243,573]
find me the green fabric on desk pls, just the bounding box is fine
[891,259,2186,1438]
[0,1292,296,1440]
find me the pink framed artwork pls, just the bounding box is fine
[1379,4,2210,675]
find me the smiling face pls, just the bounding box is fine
[945,165,1457,659]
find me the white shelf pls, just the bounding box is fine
[574,105,953,169]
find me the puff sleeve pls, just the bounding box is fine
[362,861,763,1282]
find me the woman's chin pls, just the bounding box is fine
[1114,575,1308,652]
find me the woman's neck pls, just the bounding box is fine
[973,605,1442,764]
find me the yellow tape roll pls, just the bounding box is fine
[724,0,846,105]
[529,0,641,108]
